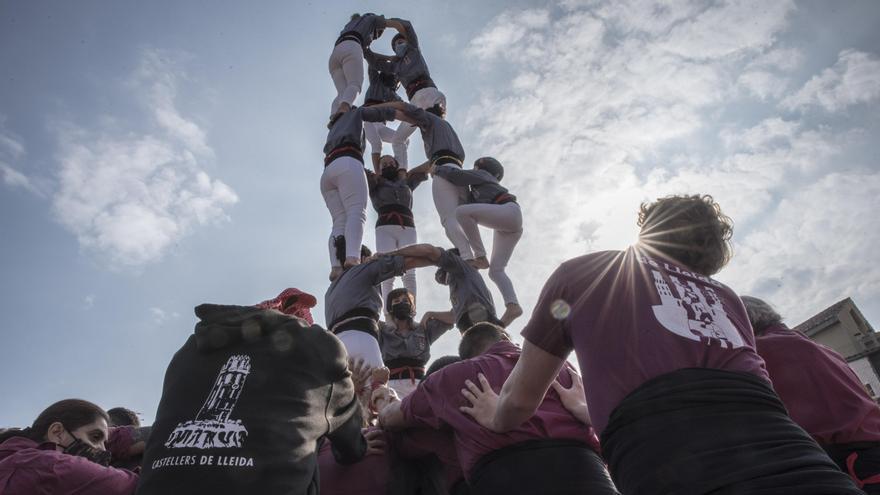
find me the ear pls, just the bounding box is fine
[46,422,67,444]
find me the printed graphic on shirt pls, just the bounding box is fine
[165,355,251,449]
[650,270,744,349]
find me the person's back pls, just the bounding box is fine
[743,296,880,492]
[384,324,614,495]
[136,304,366,495]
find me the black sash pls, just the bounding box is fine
[469,439,618,495]
[324,145,364,167]
[329,308,379,339]
[405,76,436,100]
[601,368,863,495]
[376,204,415,228]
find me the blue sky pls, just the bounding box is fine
[1,0,879,426]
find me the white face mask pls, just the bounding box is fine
[394,42,408,56]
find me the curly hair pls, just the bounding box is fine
[740,296,784,335]
[637,194,733,276]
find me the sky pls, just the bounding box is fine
[1,0,879,426]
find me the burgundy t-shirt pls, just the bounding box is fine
[756,324,880,445]
[399,340,598,480]
[521,249,769,435]
[393,428,464,489]
[317,428,390,495]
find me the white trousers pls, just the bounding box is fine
[364,122,406,159]
[328,40,364,114]
[375,224,418,302]
[456,202,523,305]
[388,378,419,398]
[392,86,446,168]
[320,156,368,266]
[432,174,472,259]
[337,330,384,369]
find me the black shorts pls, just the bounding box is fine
[469,439,619,495]
[601,368,862,495]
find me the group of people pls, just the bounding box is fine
[2,11,880,495]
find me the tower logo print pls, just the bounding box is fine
[650,270,744,349]
[165,354,251,449]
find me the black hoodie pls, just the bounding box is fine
[136,304,366,495]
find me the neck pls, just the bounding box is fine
[394,318,413,331]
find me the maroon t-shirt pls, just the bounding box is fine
[756,324,880,446]
[399,340,598,480]
[393,428,464,489]
[521,249,769,435]
[317,428,390,495]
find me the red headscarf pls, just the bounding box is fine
[254,288,318,325]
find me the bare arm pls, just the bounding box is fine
[408,160,432,176]
[422,310,455,325]
[388,243,443,263]
[460,341,566,432]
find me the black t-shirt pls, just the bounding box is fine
[136,305,366,495]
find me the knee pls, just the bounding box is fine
[488,265,506,281]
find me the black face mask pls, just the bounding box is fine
[381,167,399,181]
[391,301,414,320]
[63,430,111,466]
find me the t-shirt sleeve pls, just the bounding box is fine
[436,250,466,276]
[54,454,139,494]
[366,255,406,285]
[406,171,428,190]
[433,166,484,186]
[400,103,430,128]
[360,106,396,123]
[399,366,459,430]
[424,318,454,345]
[521,264,574,358]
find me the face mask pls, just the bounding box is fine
[394,42,408,56]
[391,302,414,320]
[63,430,111,466]
[381,167,399,180]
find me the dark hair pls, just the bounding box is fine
[350,13,361,21]
[385,288,414,313]
[392,33,405,46]
[637,194,733,276]
[425,355,461,379]
[741,296,784,335]
[107,407,141,427]
[425,104,445,118]
[434,247,459,285]
[0,399,109,444]
[333,236,372,267]
[459,322,509,359]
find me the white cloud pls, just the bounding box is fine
[83,294,95,310]
[782,49,880,112]
[446,0,879,345]
[150,307,167,324]
[51,49,238,267]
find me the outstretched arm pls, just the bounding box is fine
[387,243,444,263]
[433,166,486,186]
[460,340,565,432]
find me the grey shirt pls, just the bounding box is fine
[338,13,386,48]
[433,166,516,204]
[325,255,406,326]
[324,106,397,155]
[437,249,497,325]
[364,19,432,89]
[367,170,427,211]
[400,103,465,161]
[364,65,401,104]
[377,318,454,366]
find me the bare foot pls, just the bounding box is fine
[329,266,343,282]
[468,256,490,270]
[344,256,361,269]
[370,367,390,389]
[500,303,523,327]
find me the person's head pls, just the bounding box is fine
[637,194,733,276]
[425,355,461,379]
[474,157,504,181]
[379,155,401,180]
[333,236,372,267]
[392,33,407,53]
[107,407,140,427]
[385,288,415,321]
[1,399,114,465]
[459,322,511,359]
[425,103,446,119]
[741,296,784,336]
[434,248,460,286]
